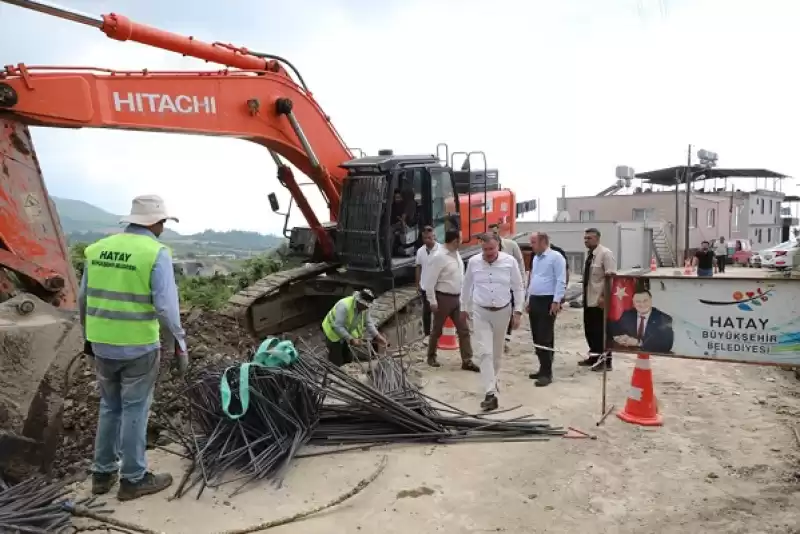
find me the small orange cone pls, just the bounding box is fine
[437,317,459,350]
[683,260,693,276]
[650,256,657,271]
[617,354,663,426]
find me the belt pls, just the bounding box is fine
[479,303,510,312]
[435,291,460,297]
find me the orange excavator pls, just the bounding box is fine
[0,0,535,475]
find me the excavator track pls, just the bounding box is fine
[222,262,341,335]
[223,263,423,351]
[283,284,422,352]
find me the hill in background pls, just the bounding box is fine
[53,196,283,257]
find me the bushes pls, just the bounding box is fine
[69,242,88,280]
[68,242,290,311]
[176,255,285,309]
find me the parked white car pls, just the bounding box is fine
[760,240,800,270]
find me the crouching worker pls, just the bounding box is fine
[322,289,388,365]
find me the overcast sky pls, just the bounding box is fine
[1,0,797,234]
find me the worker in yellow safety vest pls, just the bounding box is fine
[321,289,388,366]
[79,194,186,502]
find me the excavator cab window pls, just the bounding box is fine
[430,168,457,243]
[390,173,420,256]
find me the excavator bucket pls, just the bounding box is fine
[0,118,83,479]
[0,294,82,480]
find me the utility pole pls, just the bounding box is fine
[674,168,680,265]
[684,144,692,263]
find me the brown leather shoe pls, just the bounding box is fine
[480,394,498,412]
[461,361,480,372]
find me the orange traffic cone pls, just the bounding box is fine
[617,354,663,426]
[437,317,459,350]
[683,260,693,275]
[650,256,657,271]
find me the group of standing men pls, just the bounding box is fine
[416,224,617,411]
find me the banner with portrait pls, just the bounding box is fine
[604,275,800,366]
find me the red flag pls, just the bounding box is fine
[607,276,636,322]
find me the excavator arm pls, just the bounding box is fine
[0,0,357,260]
[0,66,350,256]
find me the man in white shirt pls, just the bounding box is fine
[461,233,525,411]
[489,223,526,349]
[422,230,479,371]
[714,236,728,273]
[415,226,439,340]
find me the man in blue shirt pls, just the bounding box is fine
[525,232,567,387]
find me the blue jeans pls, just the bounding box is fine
[697,268,714,277]
[92,350,160,482]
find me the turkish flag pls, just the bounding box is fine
[607,276,637,322]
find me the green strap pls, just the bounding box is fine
[220,337,300,420]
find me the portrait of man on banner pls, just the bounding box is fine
[607,277,674,354]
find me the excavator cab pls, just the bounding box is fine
[335,150,460,277]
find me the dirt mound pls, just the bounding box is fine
[54,309,254,478]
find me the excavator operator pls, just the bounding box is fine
[321,288,388,366]
[390,186,418,256]
[79,194,188,501]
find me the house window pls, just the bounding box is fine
[579,210,595,222]
[757,228,763,243]
[632,208,655,221]
[689,207,698,228]
[706,208,715,227]
[769,199,773,214]
[768,228,772,242]
[760,198,765,214]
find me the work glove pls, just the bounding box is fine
[82,340,95,367]
[173,340,189,378]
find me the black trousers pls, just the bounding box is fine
[717,255,727,272]
[528,295,556,377]
[506,291,515,336]
[421,290,432,336]
[583,306,612,362]
[326,338,379,366]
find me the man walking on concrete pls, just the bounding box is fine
[526,232,567,387]
[488,223,525,349]
[415,226,439,342]
[579,228,617,372]
[693,240,718,277]
[80,194,187,501]
[461,233,525,411]
[423,230,479,371]
[714,236,728,273]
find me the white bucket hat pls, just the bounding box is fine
[354,288,376,307]
[120,194,179,226]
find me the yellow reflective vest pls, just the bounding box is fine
[321,296,365,342]
[84,233,165,346]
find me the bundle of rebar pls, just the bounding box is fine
[0,475,74,533]
[168,347,565,499]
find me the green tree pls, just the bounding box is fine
[70,242,89,279]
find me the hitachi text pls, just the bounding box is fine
[112,92,217,115]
